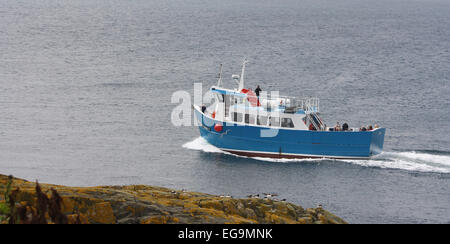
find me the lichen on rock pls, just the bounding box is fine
[0,174,347,224]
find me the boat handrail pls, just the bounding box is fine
[308,112,325,131]
[239,93,320,112]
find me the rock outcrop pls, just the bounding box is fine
[0,174,346,224]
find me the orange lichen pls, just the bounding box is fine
[86,202,116,224]
[0,174,347,224]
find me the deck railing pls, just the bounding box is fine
[244,93,320,113]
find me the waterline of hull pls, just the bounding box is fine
[221,148,370,160]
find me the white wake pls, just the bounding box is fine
[183,137,450,173]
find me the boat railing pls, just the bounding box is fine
[290,97,320,113]
[242,93,320,112]
[217,86,321,114]
[307,112,325,131]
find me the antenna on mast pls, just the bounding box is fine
[238,58,248,91]
[217,63,223,87]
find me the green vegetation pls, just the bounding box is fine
[0,175,79,224]
[0,175,13,222]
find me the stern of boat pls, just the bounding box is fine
[369,128,386,156]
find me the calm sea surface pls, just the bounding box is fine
[0,0,449,223]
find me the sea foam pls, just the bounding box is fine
[183,137,450,173]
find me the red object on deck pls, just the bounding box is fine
[214,123,223,132]
[241,89,260,107]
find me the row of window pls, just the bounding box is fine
[232,112,295,128]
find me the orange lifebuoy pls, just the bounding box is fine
[212,111,216,118]
[214,123,223,132]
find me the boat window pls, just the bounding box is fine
[224,95,231,118]
[245,114,255,124]
[281,118,295,128]
[232,112,243,122]
[257,115,268,126]
[269,117,280,127]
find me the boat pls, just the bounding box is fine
[192,59,385,159]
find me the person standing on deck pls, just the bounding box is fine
[255,85,262,106]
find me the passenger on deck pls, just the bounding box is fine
[368,125,373,131]
[201,104,207,114]
[342,123,349,131]
[374,124,379,129]
[334,122,341,131]
[360,127,367,131]
[255,85,262,106]
[255,85,262,98]
[309,123,317,131]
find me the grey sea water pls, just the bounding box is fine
[0,0,449,223]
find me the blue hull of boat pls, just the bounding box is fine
[195,109,385,159]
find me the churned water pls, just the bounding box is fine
[0,0,449,223]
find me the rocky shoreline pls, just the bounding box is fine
[0,174,347,224]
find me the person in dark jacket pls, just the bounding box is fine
[201,104,207,113]
[342,123,349,131]
[255,85,262,106]
[255,85,262,97]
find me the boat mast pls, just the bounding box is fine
[238,59,248,91]
[217,63,223,87]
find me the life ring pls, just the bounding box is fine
[214,123,223,132]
